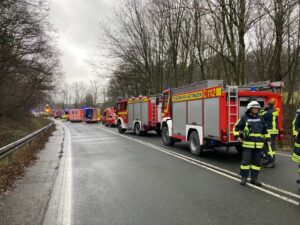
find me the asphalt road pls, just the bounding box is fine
[44,121,300,225]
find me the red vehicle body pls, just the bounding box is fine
[102,107,116,126]
[160,80,283,155]
[69,109,83,122]
[116,96,162,135]
[83,107,99,123]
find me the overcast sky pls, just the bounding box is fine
[49,0,115,84]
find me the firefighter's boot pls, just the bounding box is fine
[250,172,262,187]
[240,177,247,185]
[250,179,262,187]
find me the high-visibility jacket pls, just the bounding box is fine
[260,106,279,135]
[292,109,300,163]
[293,109,300,137]
[233,113,270,149]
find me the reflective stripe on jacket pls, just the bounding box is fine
[293,110,300,137]
[260,106,279,135]
[233,113,270,149]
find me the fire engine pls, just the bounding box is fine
[83,107,99,123]
[102,107,117,127]
[69,109,84,122]
[161,80,283,156]
[116,96,162,135]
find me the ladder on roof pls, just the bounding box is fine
[227,86,239,141]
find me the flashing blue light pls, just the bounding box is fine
[251,85,256,91]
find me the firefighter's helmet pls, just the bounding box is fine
[267,100,275,106]
[247,101,261,110]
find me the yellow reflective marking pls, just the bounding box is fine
[251,165,261,171]
[172,87,222,103]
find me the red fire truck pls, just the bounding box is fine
[161,80,283,156]
[116,96,162,135]
[102,107,117,127]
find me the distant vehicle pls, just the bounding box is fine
[102,107,116,126]
[116,96,162,135]
[54,109,65,119]
[83,107,99,123]
[160,80,284,156]
[69,109,83,122]
[43,105,53,117]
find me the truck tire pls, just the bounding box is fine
[189,131,204,156]
[117,121,125,134]
[134,123,141,136]
[162,126,175,146]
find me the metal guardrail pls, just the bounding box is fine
[0,122,54,160]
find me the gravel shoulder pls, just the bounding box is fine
[0,122,64,225]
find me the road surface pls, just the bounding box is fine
[43,121,300,225]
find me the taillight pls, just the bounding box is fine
[221,129,228,142]
[278,129,284,141]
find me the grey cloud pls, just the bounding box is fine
[49,0,115,83]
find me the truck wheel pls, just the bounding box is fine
[134,123,141,136]
[117,121,125,134]
[189,131,204,156]
[162,126,174,146]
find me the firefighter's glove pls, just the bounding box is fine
[237,137,243,143]
[239,131,244,138]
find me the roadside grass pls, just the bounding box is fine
[0,125,55,195]
[0,116,50,148]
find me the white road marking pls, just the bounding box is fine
[277,152,292,157]
[60,122,73,225]
[95,126,300,206]
[72,137,116,143]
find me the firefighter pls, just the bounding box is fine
[292,108,300,189]
[260,100,278,168]
[233,101,271,186]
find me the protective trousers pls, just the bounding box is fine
[240,148,262,179]
[263,134,276,163]
[292,135,300,164]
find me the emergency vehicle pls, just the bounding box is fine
[116,96,162,135]
[161,80,283,156]
[69,109,84,122]
[83,107,99,123]
[102,107,116,126]
[54,109,65,119]
[43,105,53,117]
